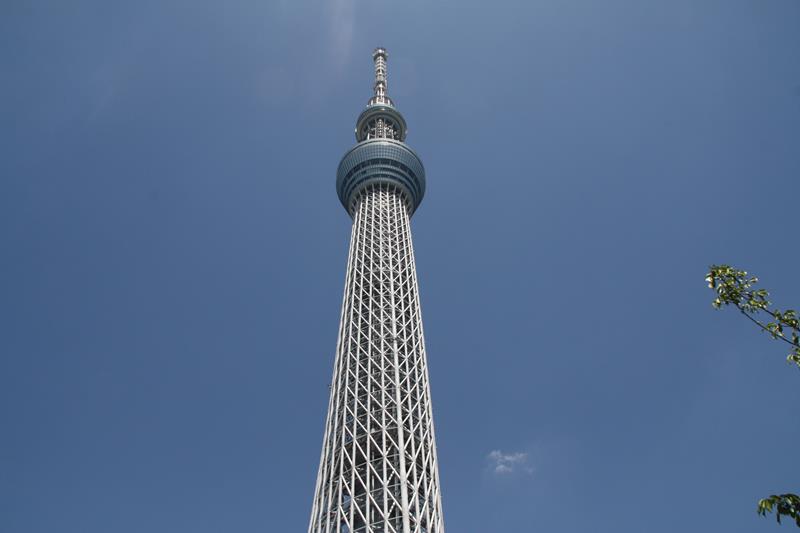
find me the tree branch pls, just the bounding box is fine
[735,307,800,348]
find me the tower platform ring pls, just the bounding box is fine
[354,104,407,142]
[336,138,426,216]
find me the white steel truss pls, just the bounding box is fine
[309,184,445,533]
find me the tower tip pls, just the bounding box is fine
[369,47,392,107]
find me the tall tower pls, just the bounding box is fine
[308,48,445,533]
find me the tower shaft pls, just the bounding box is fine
[309,185,444,533]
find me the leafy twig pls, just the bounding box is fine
[706,265,800,368]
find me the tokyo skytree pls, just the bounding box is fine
[307,48,445,533]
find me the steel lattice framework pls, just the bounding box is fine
[308,49,445,533]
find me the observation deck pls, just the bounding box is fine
[335,47,426,217]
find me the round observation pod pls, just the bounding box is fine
[354,105,407,142]
[336,139,426,217]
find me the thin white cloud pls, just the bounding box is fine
[328,0,355,75]
[487,450,534,476]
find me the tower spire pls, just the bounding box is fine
[357,47,407,142]
[370,47,391,105]
[370,47,391,106]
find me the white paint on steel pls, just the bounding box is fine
[308,184,445,533]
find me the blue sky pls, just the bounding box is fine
[2,1,799,532]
